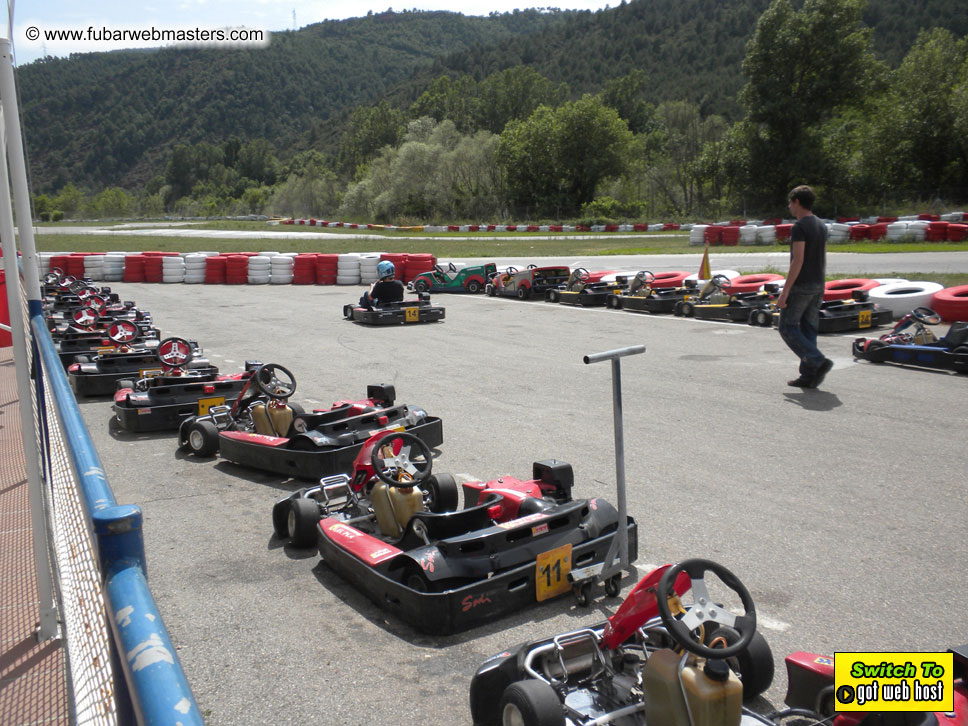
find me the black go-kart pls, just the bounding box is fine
[112,339,256,433]
[546,268,626,307]
[469,558,775,726]
[67,322,207,397]
[608,272,701,314]
[672,275,763,320]
[852,306,968,373]
[274,433,637,635]
[766,290,894,333]
[178,363,443,479]
[343,292,445,325]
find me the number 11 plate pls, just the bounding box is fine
[535,543,572,602]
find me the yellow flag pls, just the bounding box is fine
[698,243,711,279]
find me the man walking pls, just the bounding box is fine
[776,185,833,388]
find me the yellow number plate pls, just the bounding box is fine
[535,543,572,602]
[405,307,420,323]
[197,396,225,415]
[858,309,872,328]
[139,368,164,379]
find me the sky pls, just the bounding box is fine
[9,0,614,66]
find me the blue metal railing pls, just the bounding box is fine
[31,311,203,726]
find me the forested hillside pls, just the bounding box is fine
[20,0,968,223]
[17,9,570,192]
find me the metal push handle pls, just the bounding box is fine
[583,344,646,365]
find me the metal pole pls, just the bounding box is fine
[583,344,645,576]
[0,39,58,641]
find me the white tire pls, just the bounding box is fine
[336,275,361,285]
[248,274,270,284]
[868,281,944,319]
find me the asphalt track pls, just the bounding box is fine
[74,269,967,726]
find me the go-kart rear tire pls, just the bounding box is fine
[680,301,695,317]
[499,680,565,726]
[755,309,772,327]
[486,284,496,297]
[705,625,775,700]
[414,280,430,293]
[465,280,482,294]
[673,301,684,316]
[426,473,459,513]
[287,498,320,549]
[516,286,530,300]
[185,420,219,457]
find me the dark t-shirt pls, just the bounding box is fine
[370,279,404,305]
[790,214,827,289]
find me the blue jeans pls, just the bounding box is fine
[778,286,825,374]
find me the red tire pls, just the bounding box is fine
[823,278,879,301]
[931,285,968,322]
[652,271,691,287]
[725,273,785,294]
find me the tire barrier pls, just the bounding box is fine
[724,273,785,294]
[931,284,968,322]
[823,278,879,301]
[868,281,944,319]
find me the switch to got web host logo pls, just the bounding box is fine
[835,653,954,712]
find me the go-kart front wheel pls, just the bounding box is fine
[425,473,459,513]
[499,680,565,726]
[705,625,775,700]
[287,498,320,549]
[185,420,219,457]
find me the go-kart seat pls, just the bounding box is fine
[397,494,504,550]
[942,321,968,347]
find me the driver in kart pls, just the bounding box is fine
[360,260,405,310]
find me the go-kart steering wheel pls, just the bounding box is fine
[656,558,757,659]
[574,267,590,282]
[911,307,942,325]
[636,270,656,285]
[156,337,194,368]
[253,364,296,399]
[505,266,518,275]
[710,274,731,289]
[107,320,139,344]
[72,307,98,328]
[370,431,432,487]
[86,295,107,314]
[44,269,63,285]
[433,264,444,275]
[448,262,457,273]
[68,280,89,294]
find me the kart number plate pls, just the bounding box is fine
[405,307,420,323]
[197,396,225,415]
[535,543,572,602]
[139,368,164,379]
[858,309,872,328]
[97,347,116,354]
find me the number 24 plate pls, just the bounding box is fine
[535,543,572,602]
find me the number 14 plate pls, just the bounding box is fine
[535,543,573,602]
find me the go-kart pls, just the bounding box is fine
[178,364,443,479]
[674,275,777,322]
[852,306,968,373]
[342,292,446,325]
[608,272,700,314]
[112,340,255,432]
[546,268,627,306]
[766,290,894,333]
[67,322,209,397]
[409,262,497,294]
[273,436,637,635]
[486,265,571,300]
[470,558,776,726]
[48,298,152,338]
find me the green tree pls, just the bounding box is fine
[600,70,654,134]
[498,96,633,216]
[338,100,405,176]
[738,0,877,205]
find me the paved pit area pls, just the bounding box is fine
[75,278,967,725]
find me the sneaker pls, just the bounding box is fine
[787,376,813,387]
[807,358,834,388]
